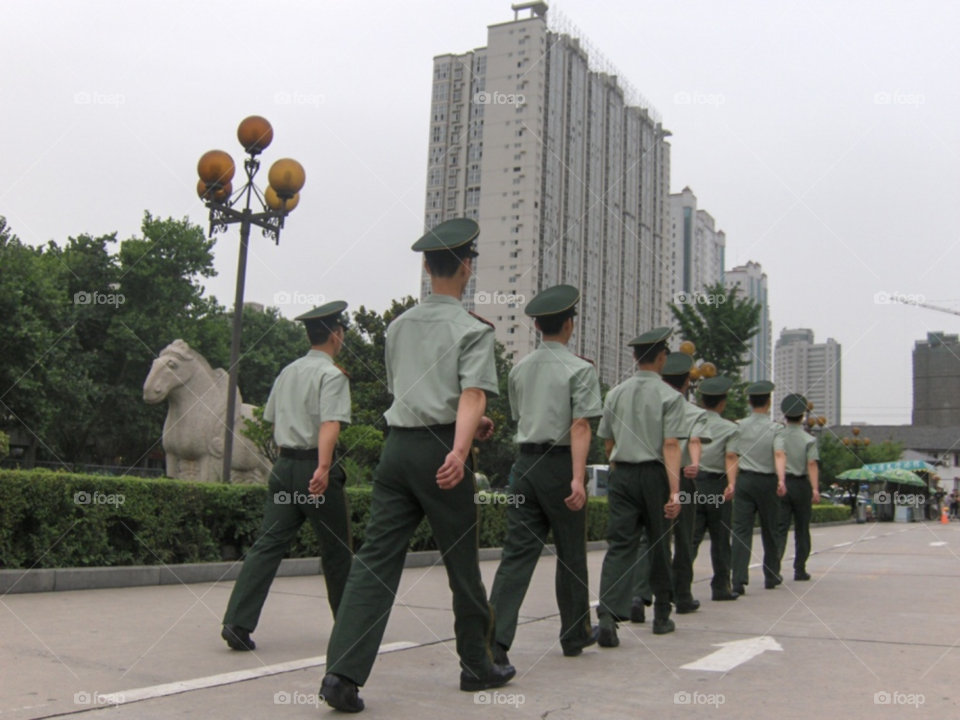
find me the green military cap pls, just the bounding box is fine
[628,326,673,346]
[526,284,579,317]
[746,380,775,395]
[411,218,479,256]
[699,375,734,396]
[295,300,348,323]
[661,351,694,376]
[781,393,808,417]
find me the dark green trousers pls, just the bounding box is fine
[325,426,494,686]
[777,475,813,572]
[692,472,733,590]
[223,456,352,631]
[631,531,652,604]
[672,474,697,602]
[730,471,782,587]
[489,451,592,654]
[599,462,673,619]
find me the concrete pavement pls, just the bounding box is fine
[2,521,958,718]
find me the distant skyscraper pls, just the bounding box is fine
[668,186,726,304]
[913,332,960,425]
[421,2,672,386]
[724,261,771,383]
[773,328,842,425]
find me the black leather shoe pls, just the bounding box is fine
[221,624,255,651]
[563,624,599,656]
[732,584,746,595]
[460,663,516,692]
[712,588,739,601]
[675,599,701,614]
[764,579,782,589]
[492,642,509,666]
[321,673,364,713]
[630,597,646,623]
[652,618,675,635]
[794,571,811,581]
[598,619,619,648]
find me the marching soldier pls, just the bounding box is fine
[776,393,820,581]
[659,352,710,614]
[596,328,686,645]
[730,381,787,594]
[692,376,740,601]
[489,284,602,664]
[320,219,513,713]
[221,301,353,652]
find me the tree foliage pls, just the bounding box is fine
[670,281,762,420]
[818,432,903,483]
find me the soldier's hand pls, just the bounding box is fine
[475,416,495,441]
[664,498,681,519]
[565,479,586,511]
[724,484,735,502]
[777,481,787,497]
[682,464,699,479]
[812,488,821,504]
[437,450,467,489]
[309,466,329,496]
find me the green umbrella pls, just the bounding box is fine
[877,468,926,487]
[837,468,878,481]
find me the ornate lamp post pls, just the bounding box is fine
[677,341,717,398]
[196,116,306,482]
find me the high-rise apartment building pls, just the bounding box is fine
[668,186,726,304]
[913,332,960,425]
[421,2,672,386]
[773,328,842,425]
[724,261,771,383]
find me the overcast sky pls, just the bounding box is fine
[2,0,958,425]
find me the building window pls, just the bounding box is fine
[432,125,446,143]
[428,168,444,187]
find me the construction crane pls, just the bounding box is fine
[890,295,960,317]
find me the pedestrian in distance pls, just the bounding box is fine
[775,393,820,581]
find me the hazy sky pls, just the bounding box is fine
[2,0,958,425]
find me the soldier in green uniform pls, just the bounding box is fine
[659,352,710,614]
[776,393,821,581]
[692,376,740,601]
[320,219,513,713]
[221,301,353,652]
[489,284,602,665]
[730,381,787,594]
[596,328,686,645]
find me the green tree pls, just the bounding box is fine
[670,281,762,419]
[818,433,903,484]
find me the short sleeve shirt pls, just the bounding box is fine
[598,370,687,463]
[384,294,499,427]
[264,349,351,449]
[680,402,712,467]
[735,412,785,474]
[699,411,740,474]
[508,341,602,445]
[782,423,819,476]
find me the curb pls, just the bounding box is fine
[1,521,857,596]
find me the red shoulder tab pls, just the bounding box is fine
[468,311,495,329]
[335,364,351,379]
[576,354,596,367]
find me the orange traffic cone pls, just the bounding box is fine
[942,505,950,524]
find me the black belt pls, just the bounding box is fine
[786,474,808,481]
[389,423,456,433]
[279,447,317,461]
[519,443,571,455]
[699,471,726,481]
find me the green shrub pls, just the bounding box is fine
[811,503,852,523]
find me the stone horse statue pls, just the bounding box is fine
[143,340,269,484]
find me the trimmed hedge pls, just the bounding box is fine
[0,470,850,570]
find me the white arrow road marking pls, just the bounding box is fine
[930,541,947,547]
[681,636,783,672]
[112,641,417,705]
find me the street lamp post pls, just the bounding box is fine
[196,116,305,483]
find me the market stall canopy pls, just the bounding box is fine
[876,468,927,487]
[863,460,936,473]
[837,468,878,481]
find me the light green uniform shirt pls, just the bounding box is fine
[782,423,819,476]
[384,294,499,427]
[509,340,602,445]
[735,412,785,474]
[264,349,351,449]
[680,401,712,468]
[699,411,740,474]
[598,370,687,463]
